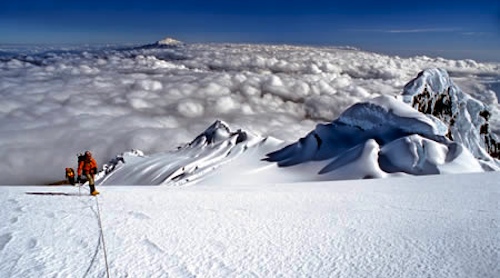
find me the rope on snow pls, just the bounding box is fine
[94,196,111,278]
[76,183,111,278]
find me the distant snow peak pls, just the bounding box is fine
[138,37,185,49]
[156,37,183,46]
[402,68,500,163]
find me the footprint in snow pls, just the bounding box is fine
[128,211,151,220]
[27,238,38,249]
[168,265,196,278]
[143,238,164,254]
[0,233,13,251]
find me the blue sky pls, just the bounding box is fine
[0,0,499,61]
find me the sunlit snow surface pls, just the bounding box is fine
[1,173,499,277]
[1,43,500,184]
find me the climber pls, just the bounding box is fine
[77,151,100,196]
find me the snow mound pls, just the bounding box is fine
[338,95,448,138]
[265,95,483,177]
[402,68,500,169]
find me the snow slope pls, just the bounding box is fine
[1,172,499,277]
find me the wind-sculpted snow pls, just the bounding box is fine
[265,95,483,179]
[337,95,448,137]
[0,42,499,184]
[97,121,281,185]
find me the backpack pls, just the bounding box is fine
[77,153,85,163]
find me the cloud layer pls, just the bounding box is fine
[0,43,499,184]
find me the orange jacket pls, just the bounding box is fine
[78,157,98,176]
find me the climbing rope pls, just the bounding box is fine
[76,183,110,278]
[94,196,111,278]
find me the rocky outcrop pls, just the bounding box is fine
[402,68,500,163]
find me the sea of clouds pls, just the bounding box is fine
[1,43,499,184]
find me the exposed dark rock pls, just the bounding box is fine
[404,68,500,159]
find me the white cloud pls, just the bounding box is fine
[177,100,205,118]
[347,28,461,34]
[0,43,499,184]
[387,28,460,33]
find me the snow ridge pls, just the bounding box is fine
[97,121,269,185]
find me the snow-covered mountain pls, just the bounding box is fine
[97,68,496,185]
[137,37,185,49]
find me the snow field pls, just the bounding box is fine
[1,172,499,277]
[1,192,109,277]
